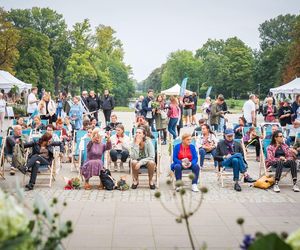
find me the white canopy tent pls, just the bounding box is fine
[270,78,300,100]
[0,70,32,93]
[161,83,192,95]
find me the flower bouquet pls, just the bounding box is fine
[64,177,81,190]
[151,101,160,109]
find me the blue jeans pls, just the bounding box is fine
[219,117,225,133]
[168,118,178,139]
[174,163,200,184]
[199,148,217,167]
[222,153,247,181]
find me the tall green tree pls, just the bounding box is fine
[142,66,164,92]
[0,8,20,74]
[161,50,203,92]
[9,7,71,93]
[15,28,54,90]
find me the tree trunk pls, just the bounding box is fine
[54,75,60,96]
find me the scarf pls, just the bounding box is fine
[224,139,234,155]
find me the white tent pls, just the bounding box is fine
[0,70,32,93]
[161,83,192,95]
[270,78,300,95]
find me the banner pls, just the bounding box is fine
[206,86,212,98]
[179,77,188,97]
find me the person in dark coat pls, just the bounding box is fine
[214,129,255,192]
[87,91,101,121]
[101,89,115,125]
[141,89,155,132]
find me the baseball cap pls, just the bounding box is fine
[224,128,234,136]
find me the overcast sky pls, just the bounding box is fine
[1,0,300,81]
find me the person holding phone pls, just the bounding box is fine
[130,127,156,189]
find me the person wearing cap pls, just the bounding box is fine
[214,128,255,191]
[278,99,293,127]
[242,94,257,127]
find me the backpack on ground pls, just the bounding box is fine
[12,140,26,170]
[253,175,275,189]
[99,169,115,190]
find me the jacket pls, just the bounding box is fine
[87,96,101,111]
[171,143,198,170]
[141,96,153,118]
[210,102,223,125]
[24,141,64,164]
[263,105,278,119]
[130,138,155,166]
[214,140,245,164]
[101,95,115,110]
[266,143,294,167]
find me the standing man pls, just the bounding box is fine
[210,95,225,132]
[141,89,155,132]
[218,94,228,133]
[81,91,89,109]
[101,89,115,125]
[27,87,39,116]
[243,94,256,127]
[87,90,101,121]
[182,91,194,127]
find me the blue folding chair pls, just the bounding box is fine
[41,120,49,126]
[72,130,88,171]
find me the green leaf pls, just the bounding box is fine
[249,233,292,250]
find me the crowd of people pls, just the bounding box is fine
[1,86,300,193]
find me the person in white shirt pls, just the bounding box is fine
[27,87,39,115]
[0,93,6,132]
[109,124,130,171]
[242,94,256,126]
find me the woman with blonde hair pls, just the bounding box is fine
[38,92,56,123]
[263,97,278,122]
[80,128,112,190]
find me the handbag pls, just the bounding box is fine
[160,110,167,120]
[253,175,275,189]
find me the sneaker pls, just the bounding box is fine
[175,187,180,192]
[256,156,260,162]
[234,183,242,192]
[273,184,280,193]
[292,184,300,192]
[191,184,199,192]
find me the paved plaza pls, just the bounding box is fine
[1,112,300,250]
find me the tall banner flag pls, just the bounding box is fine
[206,86,212,98]
[180,77,188,97]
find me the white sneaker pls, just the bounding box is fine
[292,184,300,192]
[192,184,199,192]
[273,184,280,193]
[175,187,180,192]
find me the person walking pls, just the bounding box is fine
[101,89,115,125]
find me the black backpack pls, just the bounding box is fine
[99,169,115,190]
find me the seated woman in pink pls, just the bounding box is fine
[81,128,111,190]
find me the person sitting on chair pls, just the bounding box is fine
[90,117,98,129]
[171,133,200,192]
[233,117,247,139]
[198,124,218,168]
[192,118,206,137]
[130,127,156,190]
[17,117,28,129]
[243,127,261,162]
[214,129,255,192]
[80,128,112,190]
[110,124,130,171]
[18,132,64,191]
[32,116,46,132]
[5,125,23,175]
[105,113,121,132]
[266,130,299,193]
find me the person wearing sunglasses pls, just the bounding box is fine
[215,128,255,192]
[266,130,299,193]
